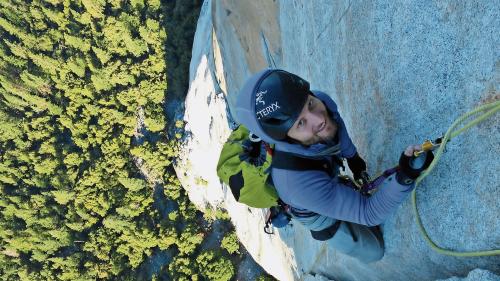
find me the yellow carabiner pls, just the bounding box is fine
[414,138,442,157]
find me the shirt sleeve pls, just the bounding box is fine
[278,168,415,226]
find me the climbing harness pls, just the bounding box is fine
[264,201,291,234]
[412,99,500,257]
[341,167,399,195]
[360,166,399,193]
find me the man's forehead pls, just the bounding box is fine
[291,95,314,125]
[299,95,315,113]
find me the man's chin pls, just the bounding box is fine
[316,133,335,144]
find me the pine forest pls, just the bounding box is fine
[0,0,243,280]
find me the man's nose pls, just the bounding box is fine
[305,111,323,131]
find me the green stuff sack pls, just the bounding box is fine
[217,125,279,208]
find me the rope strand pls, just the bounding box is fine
[413,99,500,257]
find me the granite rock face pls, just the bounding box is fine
[437,269,500,281]
[174,0,500,280]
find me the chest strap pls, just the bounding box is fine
[271,149,334,176]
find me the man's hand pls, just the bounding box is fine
[397,144,434,185]
[404,145,422,157]
[347,153,368,183]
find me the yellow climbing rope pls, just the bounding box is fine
[413,99,500,257]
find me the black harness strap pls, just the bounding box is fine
[310,220,343,241]
[271,149,333,176]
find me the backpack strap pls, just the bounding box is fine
[271,149,333,176]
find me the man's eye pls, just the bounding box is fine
[298,120,304,127]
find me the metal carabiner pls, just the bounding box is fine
[414,137,445,157]
[249,132,261,142]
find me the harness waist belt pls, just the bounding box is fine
[290,207,317,218]
[310,220,342,241]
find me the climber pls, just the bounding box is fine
[234,69,434,263]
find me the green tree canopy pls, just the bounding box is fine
[0,0,181,279]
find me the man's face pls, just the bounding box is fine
[287,95,338,146]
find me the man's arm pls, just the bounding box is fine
[277,148,433,226]
[282,169,408,226]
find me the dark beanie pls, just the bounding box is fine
[254,70,310,140]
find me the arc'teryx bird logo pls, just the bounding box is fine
[255,90,267,106]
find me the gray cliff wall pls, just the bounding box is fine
[276,1,499,280]
[175,1,500,280]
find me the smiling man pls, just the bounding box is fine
[235,69,434,263]
[287,94,338,145]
